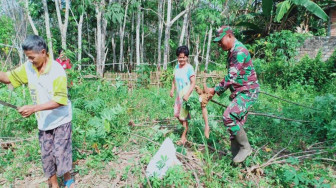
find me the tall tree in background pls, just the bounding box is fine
[95,0,105,76]
[157,0,165,69]
[195,0,223,70]
[3,0,28,64]
[136,0,141,67]
[163,0,190,70]
[205,24,212,71]
[119,0,130,71]
[55,0,70,50]
[69,0,85,70]
[25,0,38,35]
[179,9,189,46]
[42,0,54,60]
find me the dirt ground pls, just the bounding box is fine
[1,134,207,188]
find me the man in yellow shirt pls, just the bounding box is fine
[0,35,74,188]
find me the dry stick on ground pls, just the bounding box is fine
[140,161,152,188]
[259,91,320,111]
[246,137,294,174]
[189,141,227,156]
[210,99,314,123]
[247,148,330,174]
[269,151,328,166]
[274,147,331,162]
[307,141,326,149]
[269,136,294,162]
[253,143,268,159]
[0,137,35,145]
[315,158,336,163]
[179,155,201,187]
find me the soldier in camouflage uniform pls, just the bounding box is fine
[208,26,260,163]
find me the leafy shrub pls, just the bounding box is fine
[248,30,307,62]
[146,165,192,188]
[305,94,336,141]
[255,50,336,89]
[159,68,174,87]
[136,65,152,87]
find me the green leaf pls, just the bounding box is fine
[262,0,273,17]
[104,120,111,133]
[291,0,329,21]
[275,0,292,22]
[236,22,262,33]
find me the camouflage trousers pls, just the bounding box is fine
[223,88,259,140]
[38,122,73,178]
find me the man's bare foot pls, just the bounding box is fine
[204,126,210,139]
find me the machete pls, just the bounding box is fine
[0,99,18,110]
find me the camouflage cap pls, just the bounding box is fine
[213,26,233,42]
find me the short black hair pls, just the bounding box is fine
[176,45,189,57]
[58,49,63,55]
[22,35,48,53]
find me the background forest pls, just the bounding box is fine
[0,0,336,187]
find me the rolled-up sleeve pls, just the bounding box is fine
[52,76,68,105]
[6,64,28,88]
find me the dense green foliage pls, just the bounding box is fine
[1,59,335,186]
[250,30,336,90]
[0,0,336,187]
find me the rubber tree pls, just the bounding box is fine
[24,0,38,35]
[2,0,27,65]
[157,0,165,69]
[69,0,85,70]
[55,0,70,50]
[42,0,54,60]
[136,0,141,67]
[162,0,190,70]
[194,0,223,71]
[119,0,130,71]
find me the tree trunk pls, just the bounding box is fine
[157,0,164,70]
[163,0,172,70]
[136,0,141,67]
[95,0,109,77]
[201,28,208,62]
[194,35,200,74]
[163,0,189,70]
[42,0,54,60]
[5,0,27,64]
[178,11,188,46]
[186,12,191,48]
[111,35,117,70]
[127,33,130,72]
[96,2,102,76]
[25,0,38,35]
[119,0,129,71]
[141,11,145,66]
[101,2,108,76]
[55,0,70,50]
[130,12,135,70]
[78,13,84,70]
[205,25,212,71]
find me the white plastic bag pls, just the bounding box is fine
[145,138,182,178]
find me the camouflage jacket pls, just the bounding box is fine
[215,40,259,98]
